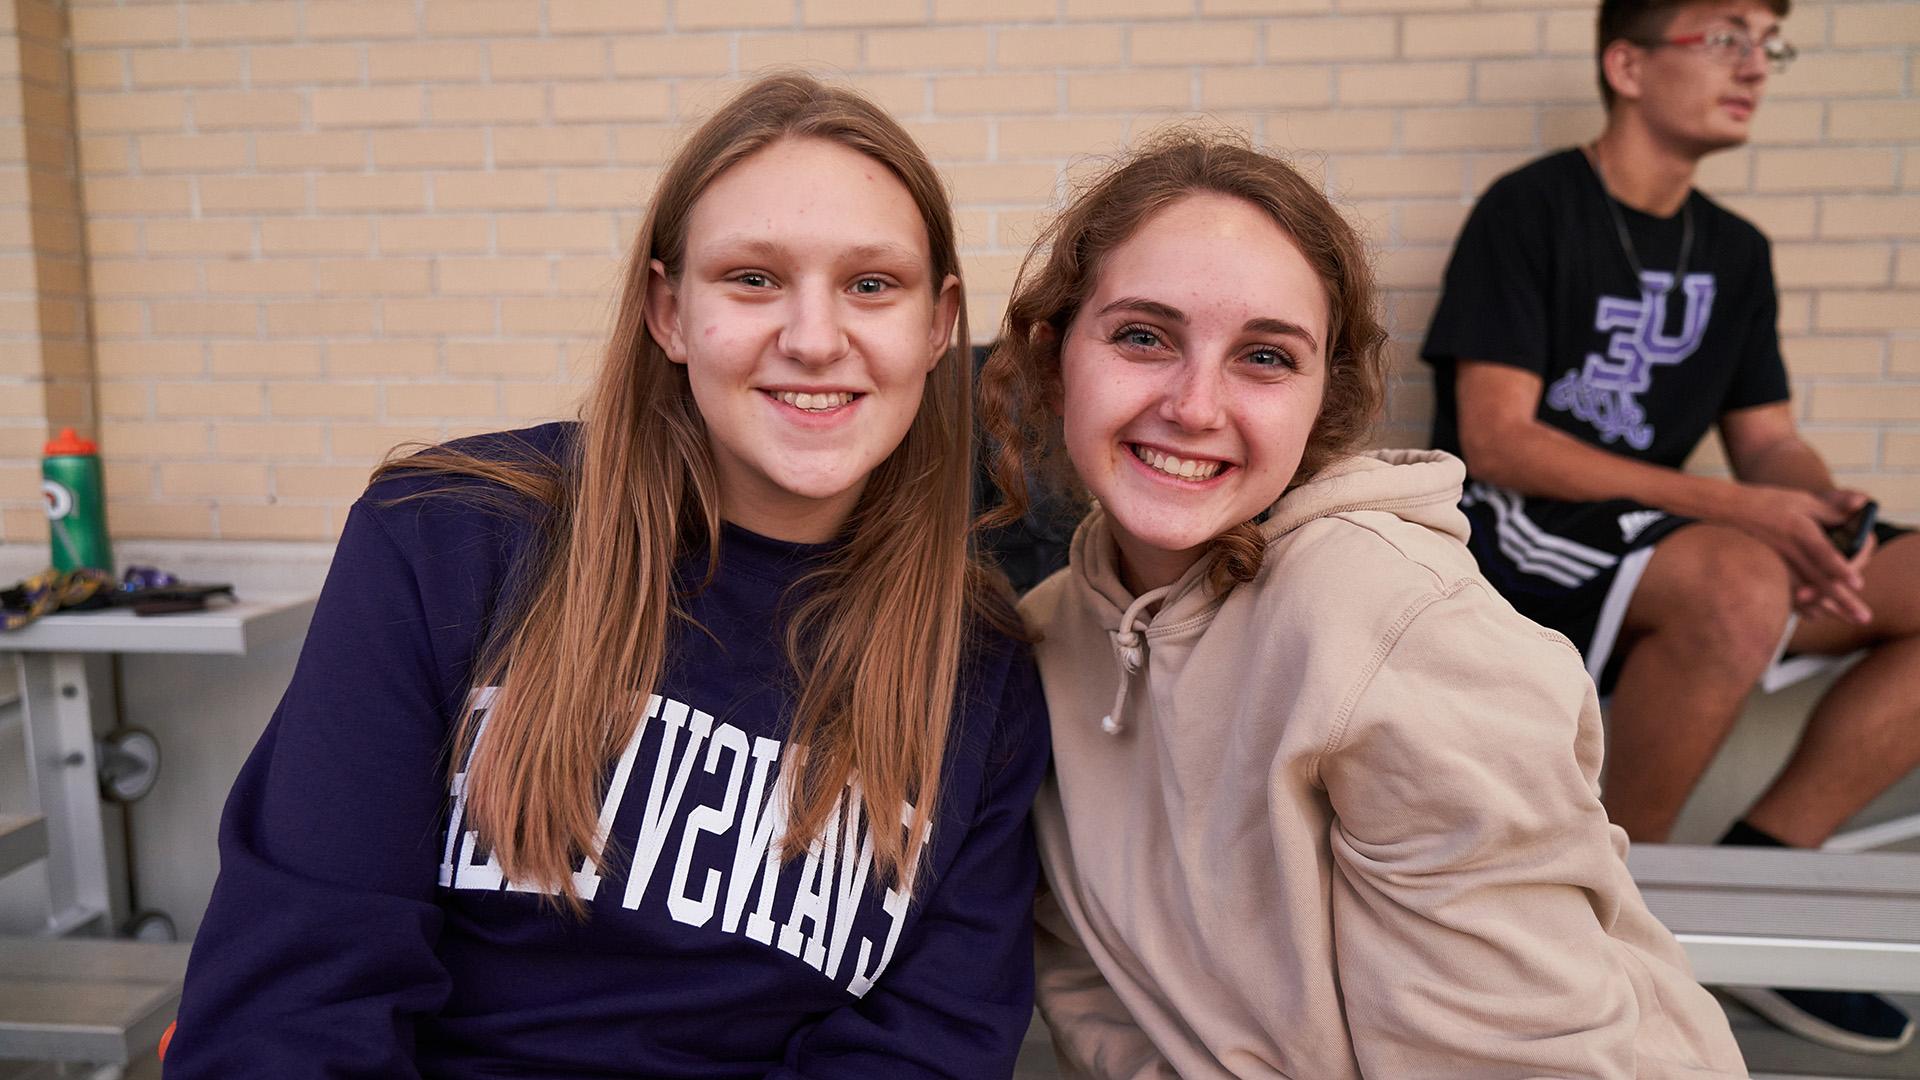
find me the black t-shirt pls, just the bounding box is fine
[1422,148,1789,472]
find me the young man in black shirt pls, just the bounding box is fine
[1423,0,1920,1055]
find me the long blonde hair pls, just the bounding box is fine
[378,73,1002,910]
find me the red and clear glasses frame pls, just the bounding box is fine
[1641,28,1798,73]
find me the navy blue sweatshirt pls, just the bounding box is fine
[170,423,1051,1080]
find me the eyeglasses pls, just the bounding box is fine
[1640,28,1798,73]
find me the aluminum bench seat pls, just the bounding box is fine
[0,814,46,880]
[1629,844,1920,994]
[0,938,189,1065]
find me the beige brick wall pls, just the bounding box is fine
[0,0,1909,543]
[0,0,92,542]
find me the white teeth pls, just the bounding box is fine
[775,391,855,411]
[1131,444,1223,480]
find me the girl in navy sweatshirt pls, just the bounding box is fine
[169,73,1050,1080]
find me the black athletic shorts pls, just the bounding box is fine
[1459,481,1911,695]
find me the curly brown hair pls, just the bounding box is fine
[978,130,1388,593]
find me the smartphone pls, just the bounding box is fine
[1827,499,1878,558]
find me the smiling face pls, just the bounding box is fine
[1059,192,1330,595]
[646,137,959,543]
[1620,0,1780,154]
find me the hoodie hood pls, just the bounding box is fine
[1071,448,1468,628]
[1066,448,1467,734]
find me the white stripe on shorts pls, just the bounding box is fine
[1585,546,1653,685]
[1468,483,1619,588]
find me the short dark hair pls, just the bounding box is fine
[1596,0,1791,108]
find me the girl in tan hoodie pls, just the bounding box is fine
[979,133,1749,1079]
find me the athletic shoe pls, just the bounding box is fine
[1725,986,1916,1055]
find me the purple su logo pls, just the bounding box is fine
[1547,270,1716,451]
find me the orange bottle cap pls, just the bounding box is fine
[43,427,96,456]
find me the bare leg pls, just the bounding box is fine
[1742,533,1920,847]
[1602,524,1793,842]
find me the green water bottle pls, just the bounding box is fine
[42,427,113,573]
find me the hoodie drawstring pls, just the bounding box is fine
[1102,584,1173,735]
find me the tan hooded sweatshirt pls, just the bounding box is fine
[1022,449,1746,1080]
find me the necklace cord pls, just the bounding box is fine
[1586,142,1695,288]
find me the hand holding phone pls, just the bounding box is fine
[1826,499,1878,559]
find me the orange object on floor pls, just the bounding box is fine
[159,1019,175,1061]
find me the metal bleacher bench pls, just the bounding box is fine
[1,594,315,1068]
[0,937,189,1067]
[0,810,185,1069]
[1630,844,1920,993]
